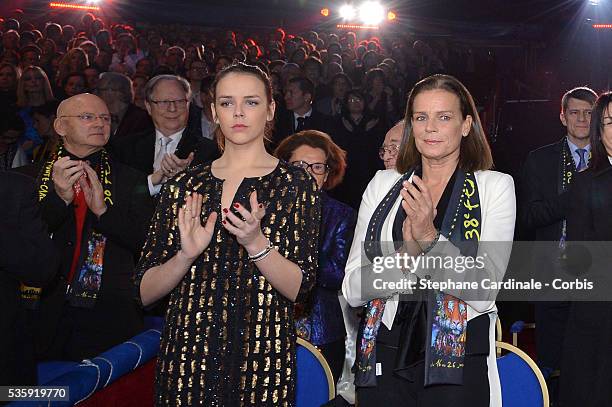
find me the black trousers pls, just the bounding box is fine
[319,337,346,386]
[356,342,490,407]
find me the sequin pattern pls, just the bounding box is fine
[134,161,321,406]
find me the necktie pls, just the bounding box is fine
[576,148,587,171]
[67,173,88,291]
[296,117,306,132]
[156,137,170,170]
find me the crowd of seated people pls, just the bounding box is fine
[1,7,611,407]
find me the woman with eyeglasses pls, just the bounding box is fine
[135,63,321,406]
[275,130,357,386]
[331,88,386,210]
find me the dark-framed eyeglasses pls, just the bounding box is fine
[378,144,400,159]
[149,98,189,110]
[59,113,111,124]
[290,160,330,175]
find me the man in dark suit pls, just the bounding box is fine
[111,75,219,197]
[521,86,597,388]
[273,76,331,147]
[0,171,58,385]
[34,93,153,361]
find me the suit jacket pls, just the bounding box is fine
[36,155,154,361]
[566,161,612,241]
[110,123,220,176]
[110,103,154,146]
[272,108,332,147]
[561,160,612,406]
[520,138,572,241]
[0,171,58,385]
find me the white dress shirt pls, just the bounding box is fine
[147,128,184,196]
[293,108,312,131]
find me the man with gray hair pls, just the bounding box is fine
[111,74,218,196]
[96,72,153,143]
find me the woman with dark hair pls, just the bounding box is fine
[364,67,398,127]
[135,62,320,406]
[59,72,86,100]
[342,74,515,406]
[315,72,352,117]
[561,91,612,406]
[331,88,386,209]
[0,62,20,111]
[275,130,356,383]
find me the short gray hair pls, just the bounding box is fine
[144,75,192,102]
[96,72,134,104]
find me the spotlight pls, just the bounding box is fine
[320,8,329,17]
[340,4,356,20]
[387,11,397,21]
[589,0,600,5]
[359,2,385,25]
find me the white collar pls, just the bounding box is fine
[608,155,612,165]
[293,108,312,120]
[155,128,185,143]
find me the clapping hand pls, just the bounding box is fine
[400,176,438,253]
[177,193,218,261]
[161,152,194,178]
[52,157,85,204]
[221,190,267,254]
[80,163,108,217]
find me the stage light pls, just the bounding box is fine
[387,11,397,21]
[49,2,100,10]
[359,2,385,25]
[336,23,379,30]
[593,23,612,28]
[340,4,356,20]
[320,8,329,17]
[589,0,600,5]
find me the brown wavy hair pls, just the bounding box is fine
[396,74,493,174]
[274,130,347,190]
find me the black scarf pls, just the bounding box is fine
[354,168,481,387]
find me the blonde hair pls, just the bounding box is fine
[16,66,55,108]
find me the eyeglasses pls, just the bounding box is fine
[149,98,189,110]
[378,144,400,159]
[348,97,363,103]
[60,113,111,124]
[290,160,329,175]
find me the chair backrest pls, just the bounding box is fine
[496,341,549,407]
[296,337,335,407]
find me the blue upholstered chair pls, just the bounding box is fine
[296,337,335,407]
[496,340,549,407]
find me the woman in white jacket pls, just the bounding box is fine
[342,74,515,407]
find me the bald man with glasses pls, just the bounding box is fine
[29,93,153,361]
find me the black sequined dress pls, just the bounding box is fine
[135,161,321,406]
